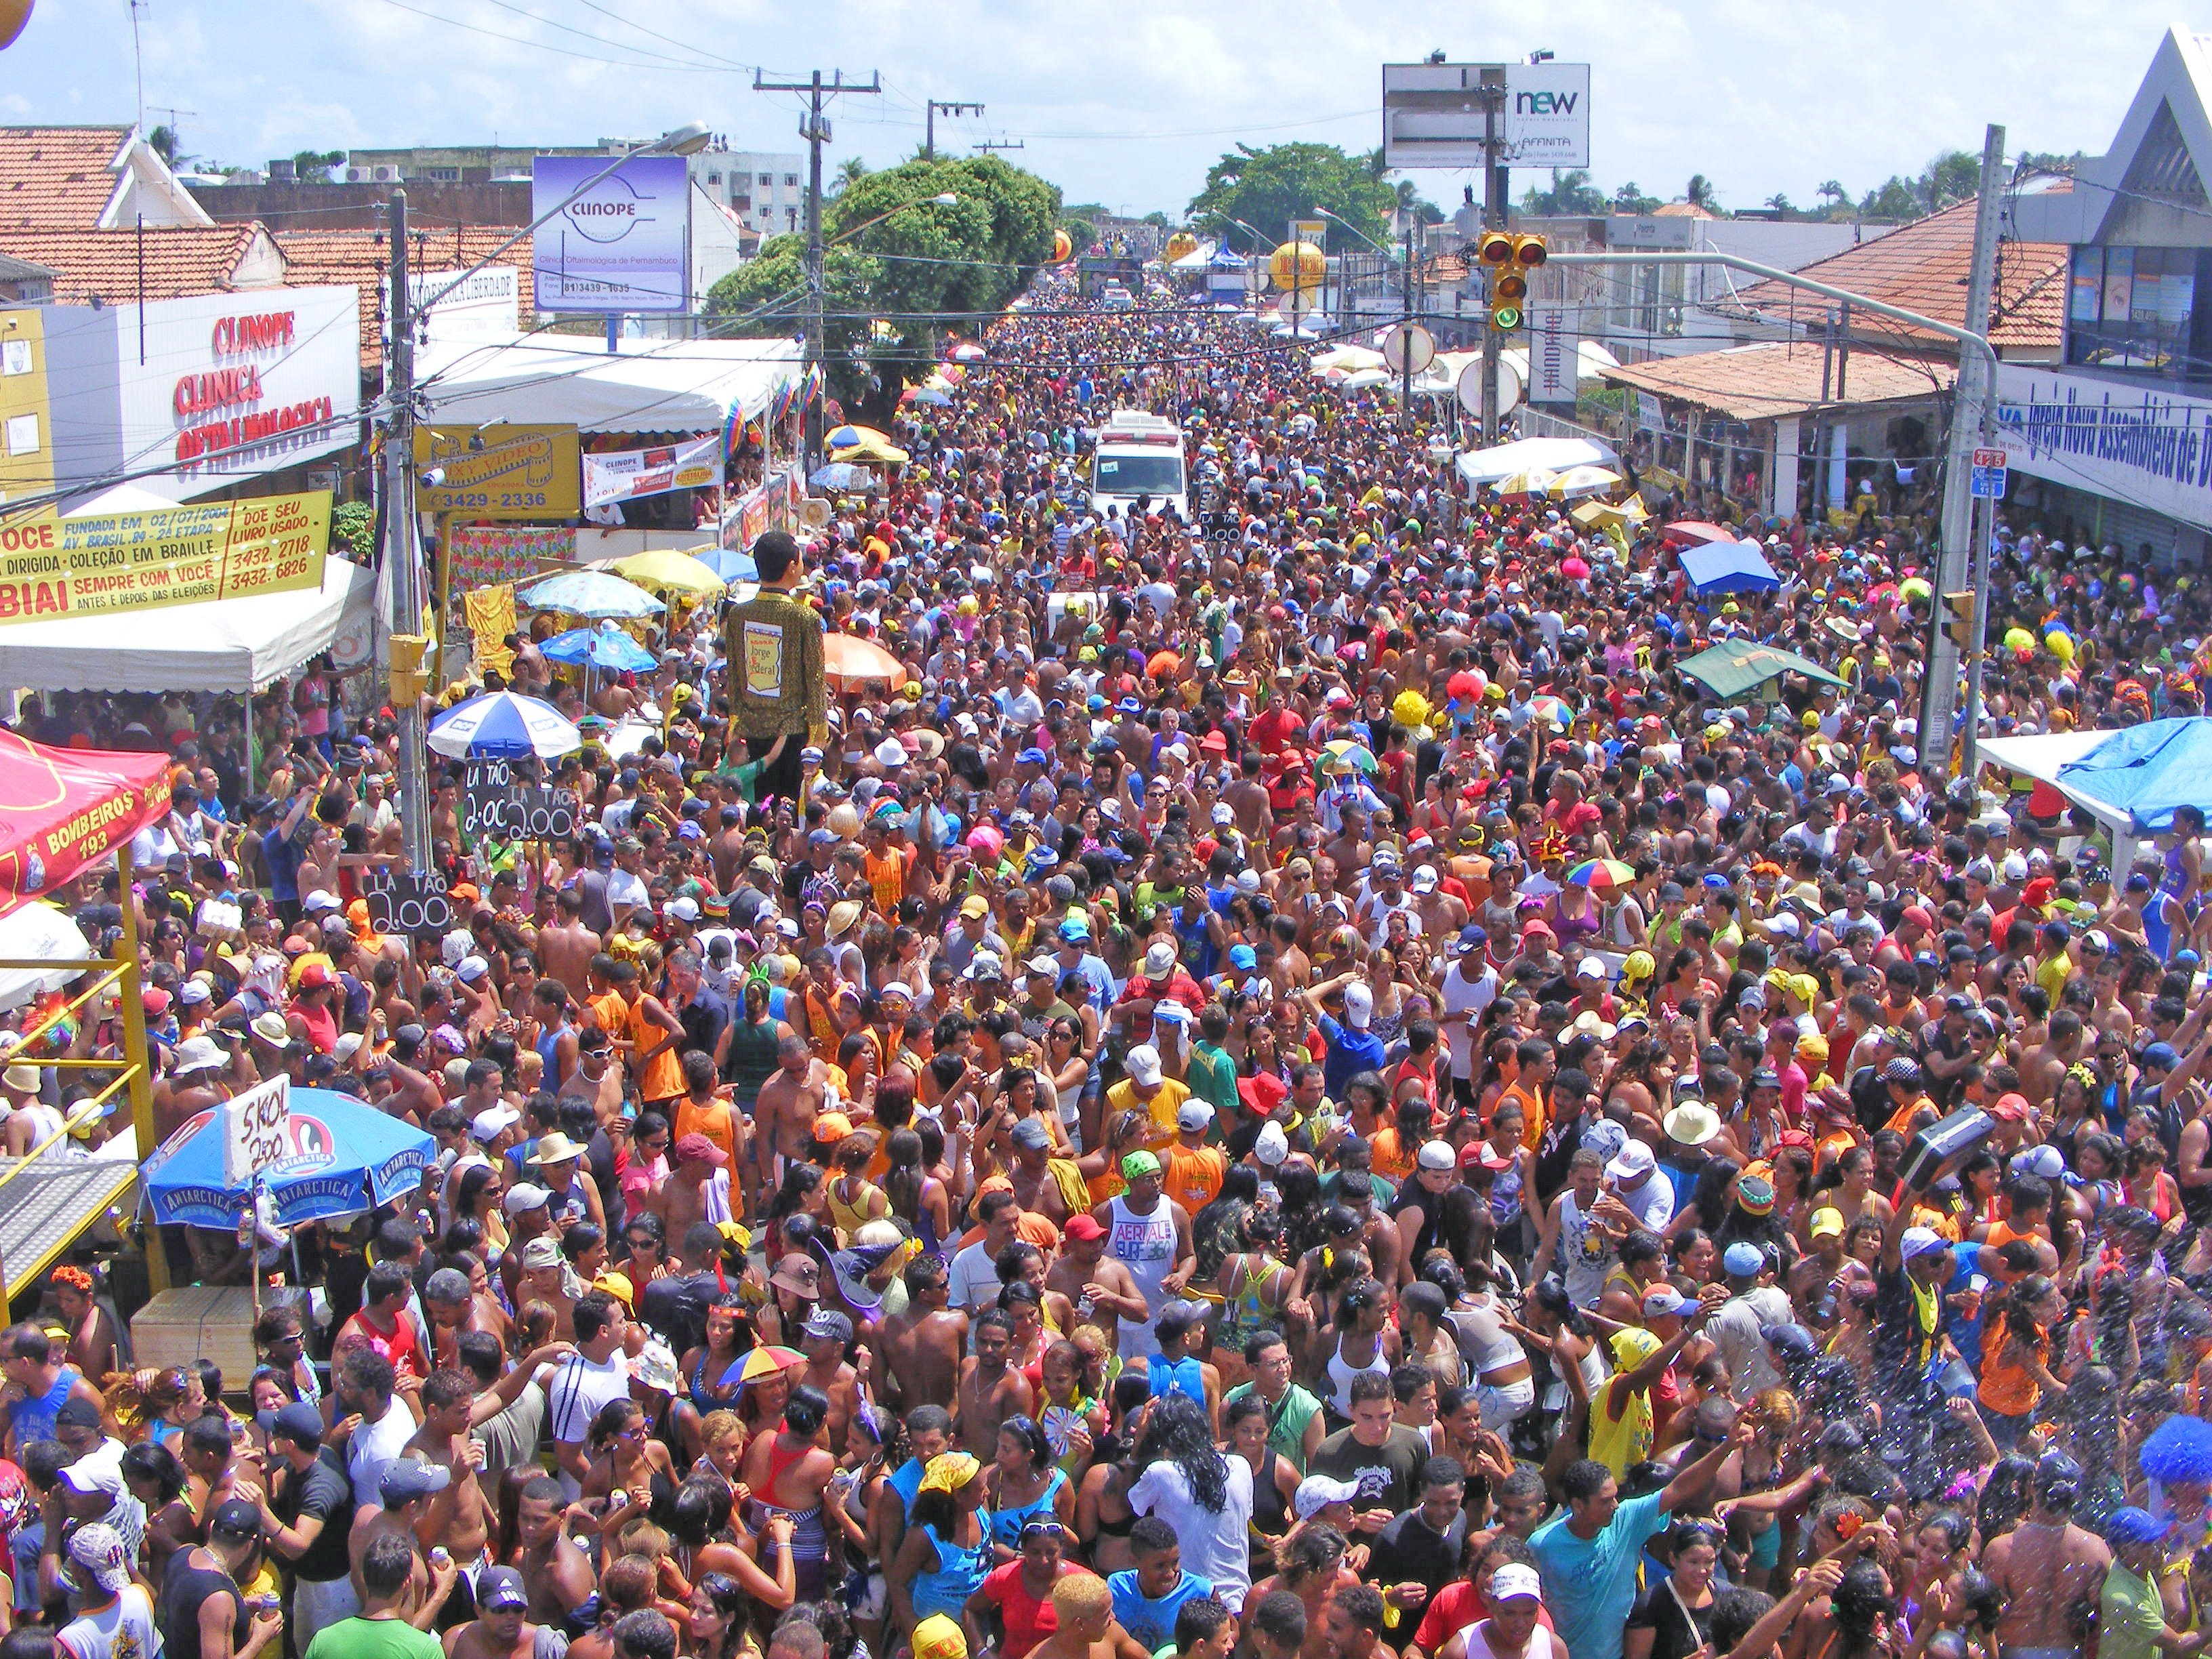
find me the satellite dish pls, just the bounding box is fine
[1382,323,1436,375]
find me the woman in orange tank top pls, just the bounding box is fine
[1977,1273,2066,1447]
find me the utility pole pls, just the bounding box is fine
[924,100,985,163]
[753,69,882,473]
[974,140,1026,155]
[1401,222,1416,408]
[1920,123,2007,775]
[382,190,432,871]
[1477,65,1508,444]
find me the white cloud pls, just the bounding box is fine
[0,0,2187,214]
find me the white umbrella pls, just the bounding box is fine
[426,691,583,760]
[0,903,94,1011]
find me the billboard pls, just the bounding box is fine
[413,424,581,520]
[532,155,691,314]
[1382,62,1591,170]
[1528,308,1580,405]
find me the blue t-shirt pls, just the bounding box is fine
[1316,1015,1387,1101]
[1109,1570,1214,1652]
[1531,1490,1669,1659]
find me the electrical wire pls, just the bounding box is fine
[565,0,759,73]
[366,0,731,72]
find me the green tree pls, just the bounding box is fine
[291,150,344,180]
[147,125,180,167]
[708,155,1058,424]
[1685,173,1720,213]
[1922,148,1982,211]
[831,156,869,197]
[1612,180,1662,214]
[1765,192,1795,216]
[1062,216,1099,255]
[1143,211,1170,230]
[330,500,375,562]
[1858,174,1925,220]
[1188,142,1391,252]
[1520,168,1607,216]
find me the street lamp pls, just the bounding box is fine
[1313,206,1391,258]
[829,191,960,247]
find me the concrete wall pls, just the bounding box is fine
[189,180,533,231]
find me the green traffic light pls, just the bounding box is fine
[1492,306,1522,330]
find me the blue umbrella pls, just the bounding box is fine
[698,544,759,583]
[520,569,665,619]
[541,624,657,674]
[141,1088,435,1228]
[426,691,582,760]
[810,462,870,490]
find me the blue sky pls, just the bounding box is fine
[0,0,2188,219]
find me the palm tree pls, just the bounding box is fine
[1685,173,1719,211]
[1765,192,1795,216]
[830,156,869,197]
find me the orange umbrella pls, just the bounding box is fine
[823,633,905,689]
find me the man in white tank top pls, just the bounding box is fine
[1096,1151,1193,1362]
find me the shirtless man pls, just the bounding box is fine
[350,1458,453,1614]
[537,890,602,1003]
[754,1034,828,1193]
[657,1136,731,1249]
[1043,1214,1148,1358]
[884,1255,969,1415]
[151,1035,235,1145]
[512,1473,598,1632]
[407,1369,497,1578]
[956,1309,1035,1458]
[557,1028,626,1128]
[1982,1451,2112,1659]
[798,1308,864,1451]
[2021,1008,2087,1112]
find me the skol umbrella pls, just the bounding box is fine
[947,342,987,363]
[1549,466,1623,498]
[1660,520,1737,547]
[427,691,582,760]
[142,1088,435,1228]
[520,570,665,619]
[1494,468,1559,499]
[823,633,905,689]
[541,623,657,674]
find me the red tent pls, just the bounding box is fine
[0,730,172,919]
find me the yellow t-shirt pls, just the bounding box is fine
[1105,1076,1192,1153]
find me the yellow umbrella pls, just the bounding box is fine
[1572,497,1649,531]
[1549,466,1624,498]
[601,547,728,600]
[1494,468,1558,499]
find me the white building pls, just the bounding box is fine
[691,152,807,241]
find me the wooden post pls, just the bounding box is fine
[115,844,169,1294]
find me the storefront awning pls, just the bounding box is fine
[418,334,804,433]
[0,558,374,694]
[1600,342,1957,422]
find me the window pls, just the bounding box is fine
[707,171,721,184]
[426,167,460,182]
[784,173,798,187]
[759,173,773,187]
[2066,244,2206,380]
[787,209,798,230]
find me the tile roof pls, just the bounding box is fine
[275,228,537,368]
[0,127,131,232]
[0,224,269,306]
[1599,340,1957,422]
[1729,199,2067,351]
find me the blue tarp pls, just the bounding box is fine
[2055,716,2212,834]
[1679,539,1780,594]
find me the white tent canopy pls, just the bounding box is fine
[0,557,375,693]
[1457,434,1619,486]
[0,903,96,1012]
[1976,726,2148,874]
[418,334,804,432]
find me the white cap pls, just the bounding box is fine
[502,1183,552,1216]
[1416,1140,1455,1172]
[1410,865,1439,894]
[1489,1564,1543,1604]
[1212,802,1235,825]
[1606,1140,1656,1182]
[1900,1226,1950,1260]
[1343,983,1373,1028]
[1574,956,1606,980]
[1177,1100,1215,1132]
[1254,1121,1290,1165]
[457,955,490,983]
[1126,1045,1164,1088]
[472,1104,521,1142]
[303,890,339,914]
[1145,941,1177,977]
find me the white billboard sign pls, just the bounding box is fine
[1994,364,2212,533]
[532,154,691,314]
[1382,62,1591,171]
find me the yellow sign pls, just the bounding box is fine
[462,583,518,679]
[0,489,329,626]
[742,621,785,698]
[413,424,580,520]
[0,308,52,504]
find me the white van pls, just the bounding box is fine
[1089,411,1189,523]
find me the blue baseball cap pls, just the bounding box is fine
[1702,872,1732,890]
[1116,697,1143,714]
[1229,945,1258,971]
[2107,1507,2167,1547]
[1018,747,1050,766]
[1722,1242,1765,1278]
[1059,917,1091,942]
[1455,924,1488,954]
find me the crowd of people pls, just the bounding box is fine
[3,267,2212,1659]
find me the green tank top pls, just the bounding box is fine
[724,1012,783,1104]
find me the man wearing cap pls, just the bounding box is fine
[445,1566,547,1659]
[55,1522,163,1659]
[1105,1043,1192,1155]
[1707,1242,1793,1401]
[1042,1214,1147,1361]
[161,1495,285,1659]
[1163,1100,1227,1213]
[1092,1150,1194,1364]
[260,1398,361,1644]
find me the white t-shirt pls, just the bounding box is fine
[546,1351,632,1498]
[1441,963,1499,1080]
[346,1395,417,1499]
[605,869,651,921]
[56,1585,161,1659]
[947,1237,1004,1313]
[1130,1454,1254,1611]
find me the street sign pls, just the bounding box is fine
[1382,323,1437,374]
[222,1074,291,1188]
[1970,447,2009,499]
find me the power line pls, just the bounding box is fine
[565,0,758,72]
[366,0,729,72]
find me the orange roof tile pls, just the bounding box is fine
[0,224,268,306]
[276,228,537,369]
[1599,340,1957,422]
[0,127,132,232]
[1730,199,2066,351]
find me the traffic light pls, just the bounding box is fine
[1942,592,1978,650]
[1476,231,1515,269]
[388,634,431,705]
[1482,233,1548,331]
[1512,233,1549,272]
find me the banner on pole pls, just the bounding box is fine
[581,434,721,508]
[1528,308,1580,405]
[0,490,328,626]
